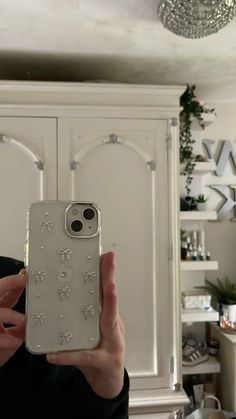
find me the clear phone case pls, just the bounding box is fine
[25,201,101,354]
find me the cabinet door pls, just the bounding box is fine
[0,117,57,260]
[58,117,171,390]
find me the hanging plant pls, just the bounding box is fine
[180,84,215,195]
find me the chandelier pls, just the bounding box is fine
[158,0,236,39]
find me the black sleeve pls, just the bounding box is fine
[79,368,130,418]
[1,350,130,419]
[0,256,25,313]
[48,365,130,419]
[0,256,24,277]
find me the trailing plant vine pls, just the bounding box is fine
[180,84,215,195]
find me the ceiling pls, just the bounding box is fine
[0,0,236,103]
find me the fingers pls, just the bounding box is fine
[0,307,25,325]
[0,332,23,350]
[0,320,24,352]
[47,347,108,368]
[0,287,25,309]
[101,280,118,330]
[100,252,119,329]
[0,270,26,309]
[6,321,25,340]
[101,252,115,289]
[0,270,26,296]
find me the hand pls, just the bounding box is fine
[0,270,26,366]
[47,252,126,399]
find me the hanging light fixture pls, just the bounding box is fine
[158,0,236,39]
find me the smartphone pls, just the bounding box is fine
[25,201,101,354]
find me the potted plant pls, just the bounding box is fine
[180,195,197,211]
[195,193,208,211]
[196,277,236,329]
[180,85,215,196]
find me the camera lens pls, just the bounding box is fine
[71,220,83,232]
[83,208,95,220]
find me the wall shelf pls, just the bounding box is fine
[180,211,217,220]
[181,261,219,271]
[182,356,220,375]
[182,308,219,323]
[193,161,216,174]
[211,323,236,343]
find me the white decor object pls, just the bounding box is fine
[182,291,212,309]
[197,202,207,211]
[222,304,236,322]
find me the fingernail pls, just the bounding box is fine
[18,269,26,279]
[46,354,57,363]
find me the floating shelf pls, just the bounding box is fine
[180,211,217,221]
[182,356,220,375]
[182,308,219,323]
[211,323,236,343]
[180,161,216,176]
[181,261,218,271]
[193,161,216,174]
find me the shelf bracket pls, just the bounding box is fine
[170,117,178,127]
[146,160,156,171]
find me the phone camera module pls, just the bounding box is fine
[83,208,95,220]
[71,220,83,232]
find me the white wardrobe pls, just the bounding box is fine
[0,81,188,417]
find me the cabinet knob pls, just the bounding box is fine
[172,382,182,392]
[169,409,184,419]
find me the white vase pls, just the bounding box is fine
[222,304,236,322]
[197,202,207,211]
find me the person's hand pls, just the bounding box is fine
[47,252,125,399]
[0,270,26,366]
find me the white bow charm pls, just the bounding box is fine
[58,248,72,263]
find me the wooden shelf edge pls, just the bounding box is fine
[181,261,219,271]
[194,161,216,174]
[182,356,220,375]
[180,211,217,220]
[181,308,219,323]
